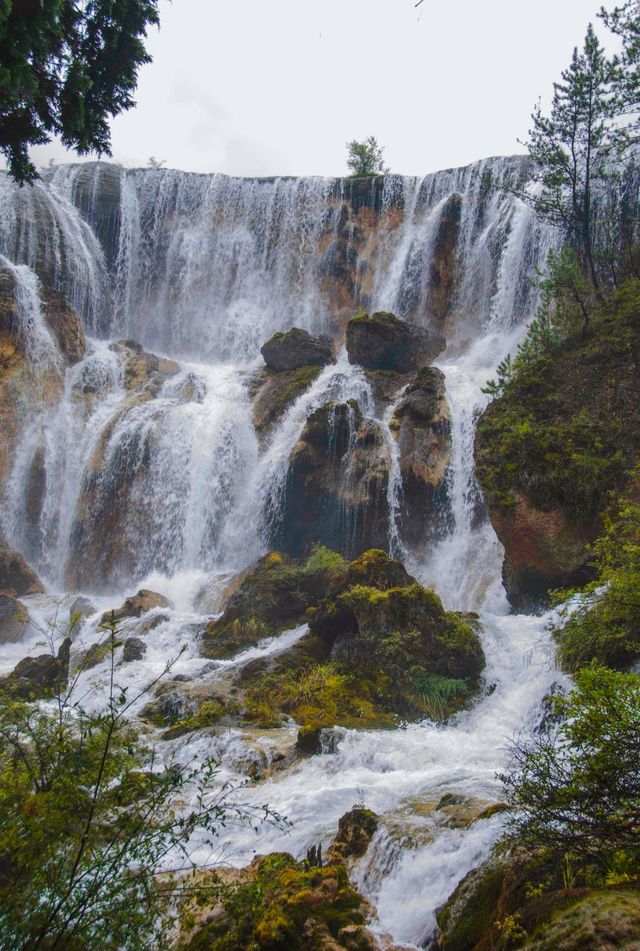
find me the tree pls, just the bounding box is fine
[346,135,388,177]
[0,0,160,186]
[0,619,281,949]
[501,666,640,880]
[517,24,619,291]
[553,493,640,671]
[601,1,640,115]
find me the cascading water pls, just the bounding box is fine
[0,156,563,948]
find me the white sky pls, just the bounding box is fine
[30,0,609,178]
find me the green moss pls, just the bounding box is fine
[272,364,321,413]
[184,852,371,950]
[476,277,640,522]
[305,545,347,573]
[160,700,232,740]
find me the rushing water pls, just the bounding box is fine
[0,158,563,947]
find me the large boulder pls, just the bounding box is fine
[1,637,71,699]
[326,808,380,867]
[0,540,44,597]
[201,552,334,659]
[260,327,335,373]
[179,852,385,950]
[346,310,446,372]
[101,589,173,625]
[273,400,391,559]
[390,367,451,549]
[0,594,30,644]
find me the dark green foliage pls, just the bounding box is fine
[345,135,388,177]
[476,276,640,518]
[554,495,640,671]
[0,0,160,184]
[0,622,279,949]
[501,666,640,882]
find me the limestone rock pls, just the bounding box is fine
[0,594,30,644]
[274,400,391,559]
[69,596,96,625]
[40,285,86,364]
[390,367,451,550]
[426,192,462,326]
[109,339,180,394]
[346,311,446,372]
[2,637,71,699]
[101,589,173,625]
[0,540,44,597]
[122,637,147,662]
[260,327,335,372]
[326,808,379,866]
[250,364,322,438]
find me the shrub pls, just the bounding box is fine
[500,666,640,881]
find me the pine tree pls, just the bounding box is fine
[0,0,160,185]
[518,24,618,291]
[346,136,388,177]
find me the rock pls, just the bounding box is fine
[260,327,335,372]
[201,552,332,659]
[346,310,446,372]
[179,851,381,951]
[109,339,180,394]
[40,285,86,364]
[74,641,111,672]
[69,596,96,624]
[0,540,44,597]
[490,493,595,613]
[0,594,30,644]
[436,852,640,951]
[250,364,323,438]
[326,808,379,866]
[101,589,173,625]
[273,400,391,559]
[122,637,146,662]
[296,725,342,756]
[474,295,640,610]
[389,367,451,549]
[426,193,462,326]
[2,637,71,699]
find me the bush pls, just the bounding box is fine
[553,496,640,670]
[305,545,347,573]
[500,666,640,882]
[0,621,280,949]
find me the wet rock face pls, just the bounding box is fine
[274,401,391,559]
[346,310,446,372]
[260,327,335,373]
[64,341,183,591]
[250,364,322,440]
[426,192,462,327]
[1,638,71,699]
[390,366,451,550]
[0,540,44,597]
[39,285,86,364]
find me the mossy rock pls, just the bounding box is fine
[346,310,446,372]
[251,364,323,437]
[201,553,337,659]
[182,851,377,950]
[260,327,335,373]
[326,808,380,865]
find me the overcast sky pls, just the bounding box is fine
[31,0,610,178]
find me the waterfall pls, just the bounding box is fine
[0,156,562,948]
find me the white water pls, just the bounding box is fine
[0,158,563,947]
